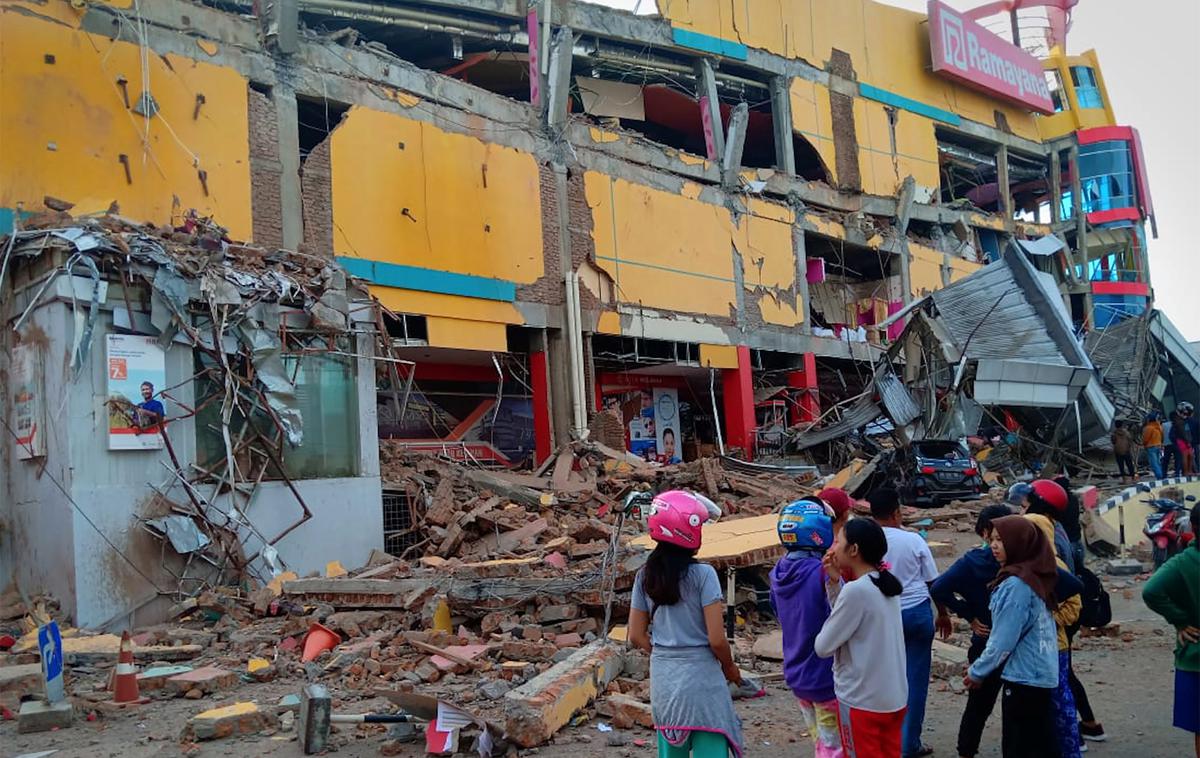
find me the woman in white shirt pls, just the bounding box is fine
[815,518,908,758]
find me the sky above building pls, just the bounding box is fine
[589,0,1200,340]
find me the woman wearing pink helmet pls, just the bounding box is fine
[628,490,745,758]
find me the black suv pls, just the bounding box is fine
[901,440,985,506]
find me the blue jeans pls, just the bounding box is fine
[901,599,934,756]
[1147,445,1164,480]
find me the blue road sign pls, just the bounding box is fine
[38,620,64,703]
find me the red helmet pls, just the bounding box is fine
[1028,479,1068,513]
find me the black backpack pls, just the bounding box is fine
[1076,565,1112,628]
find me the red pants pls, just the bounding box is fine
[837,703,906,758]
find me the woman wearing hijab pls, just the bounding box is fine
[962,516,1060,758]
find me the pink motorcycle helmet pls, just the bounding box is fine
[647,490,722,550]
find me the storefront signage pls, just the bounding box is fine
[927,0,1054,114]
[11,343,46,460]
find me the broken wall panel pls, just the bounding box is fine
[661,0,1041,142]
[584,172,738,318]
[0,9,252,238]
[331,107,544,286]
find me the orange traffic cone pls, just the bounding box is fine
[112,631,141,703]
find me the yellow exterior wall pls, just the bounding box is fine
[699,343,739,369]
[910,244,946,297]
[789,79,838,182]
[425,316,508,352]
[372,288,525,326]
[585,173,801,322]
[585,172,737,317]
[1036,49,1117,141]
[0,7,252,238]
[662,0,1041,142]
[331,107,544,286]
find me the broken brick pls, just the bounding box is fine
[537,604,579,623]
[167,665,237,696]
[182,701,278,741]
[597,693,654,729]
[501,639,557,662]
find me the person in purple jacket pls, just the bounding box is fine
[771,497,842,758]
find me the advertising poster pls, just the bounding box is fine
[654,388,682,464]
[628,389,657,461]
[12,343,46,459]
[106,334,167,451]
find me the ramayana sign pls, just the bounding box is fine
[927,0,1054,114]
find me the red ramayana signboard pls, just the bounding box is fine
[927,0,1054,114]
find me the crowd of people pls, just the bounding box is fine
[1121,401,1199,482]
[627,481,1200,758]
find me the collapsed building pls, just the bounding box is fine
[0,0,1197,630]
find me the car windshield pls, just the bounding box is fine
[914,441,966,460]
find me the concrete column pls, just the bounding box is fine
[530,345,553,466]
[770,76,795,175]
[263,0,299,55]
[721,345,756,460]
[721,102,749,188]
[996,143,1013,222]
[694,58,725,161]
[1069,143,1092,326]
[545,26,574,130]
[546,329,572,450]
[786,352,820,424]
[273,87,304,250]
[792,223,812,335]
[1049,148,1062,225]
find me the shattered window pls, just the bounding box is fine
[282,352,359,479]
[1045,70,1069,113]
[195,351,359,480]
[1079,140,1135,213]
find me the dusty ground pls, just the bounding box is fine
[3,531,1190,758]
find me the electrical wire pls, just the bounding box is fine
[0,413,168,596]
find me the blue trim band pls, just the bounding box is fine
[671,27,748,60]
[858,83,962,126]
[336,257,517,302]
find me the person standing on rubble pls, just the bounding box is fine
[1143,411,1166,481]
[1142,505,1200,757]
[628,490,745,758]
[771,498,842,758]
[1170,406,1195,476]
[867,488,944,758]
[815,518,908,758]
[963,516,1061,758]
[1111,421,1136,484]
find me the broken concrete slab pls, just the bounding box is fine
[18,699,74,733]
[167,665,238,696]
[137,665,194,691]
[0,663,44,708]
[182,701,278,741]
[504,640,624,747]
[750,630,784,661]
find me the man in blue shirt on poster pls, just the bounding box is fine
[134,381,165,430]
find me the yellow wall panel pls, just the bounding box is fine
[426,316,508,352]
[372,287,525,325]
[757,296,804,327]
[0,10,252,238]
[596,310,622,335]
[789,79,837,182]
[739,213,795,291]
[910,244,945,296]
[584,172,736,318]
[332,107,543,285]
[699,343,739,369]
[946,257,983,283]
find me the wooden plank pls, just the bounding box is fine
[550,451,574,490]
[408,639,488,669]
[476,517,549,555]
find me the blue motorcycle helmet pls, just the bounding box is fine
[777,498,834,553]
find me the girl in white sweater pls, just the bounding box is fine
[815,518,908,758]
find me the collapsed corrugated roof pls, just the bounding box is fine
[902,242,1114,445]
